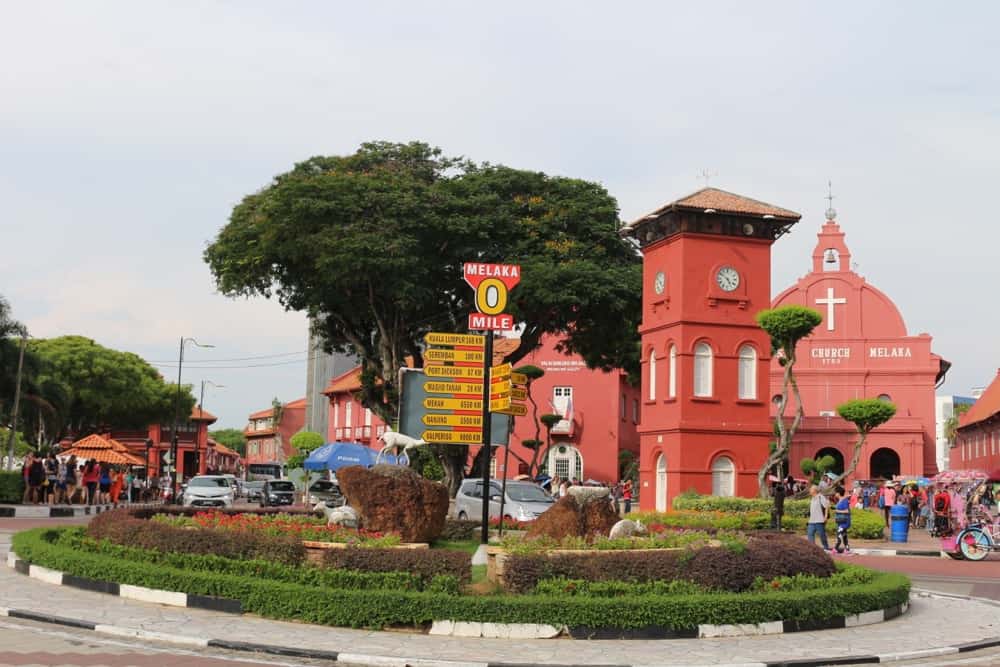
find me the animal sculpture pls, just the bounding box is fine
[317,503,359,528]
[377,427,426,462]
[608,518,647,540]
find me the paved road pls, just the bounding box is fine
[839,552,1000,601]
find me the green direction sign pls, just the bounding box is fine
[398,369,511,445]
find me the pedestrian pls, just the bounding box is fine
[932,485,951,536]
[611,482,623,515]
[558,478,569,498]
[64,455,78,505]
[622,478,634,514]
[82,460,99,505]
[109,467,123,507]
[44,451,59,505]
[21,453,35,504]
[880,482,896,527]
[27,454,46,504]
[833,487,852,554]
[98,463,111,504]
[806,484,831,551]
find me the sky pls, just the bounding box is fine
[1,1,998,429]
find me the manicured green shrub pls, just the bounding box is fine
[503,532,834,594]
[323,546,471,585]
[126,506,317,520]
[0,471,24,503]
[12,528,910,631]
[56,528,459,594]
[672,494,812,517]
[87,509,305,565]
[636,506,884,540]
[535,578,708,597]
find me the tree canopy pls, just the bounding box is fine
[204,141,641,424]
[28,336,195,437]
[209,428,247,456]
[829,398,897,488]
[286,430,325,470]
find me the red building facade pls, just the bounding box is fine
[953,370,1000,471]
[629,188,801,511]
[243,398,306,466]
[769,213,948,482]
[323,370,388,448]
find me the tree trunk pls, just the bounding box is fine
[828,431,869,490]
[433,444,467,497]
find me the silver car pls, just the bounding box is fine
[454,479,554,523]
[182,475,235,508]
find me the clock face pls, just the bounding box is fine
[716,266,740,292]
[654,271,666,295]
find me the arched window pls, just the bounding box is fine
[668,345,677,398]
[711,456,735,497]
[738,345,756,399]
[648,350,657,401]
[655,454,668,512]
[548,445,584,481]
[693,342,713,397]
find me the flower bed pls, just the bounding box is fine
[153,511,400,546]
[13,527,910,633]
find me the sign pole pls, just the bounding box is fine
[479,333,494,546]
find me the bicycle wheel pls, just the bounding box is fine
[958,527,992,561]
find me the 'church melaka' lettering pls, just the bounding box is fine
[811,347,850,365]
[869,346,912,359]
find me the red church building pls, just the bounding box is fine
[627,188,801,511]
[769,211,949,482]
[953,370,1000,471]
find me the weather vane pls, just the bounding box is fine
[825,180,837,220]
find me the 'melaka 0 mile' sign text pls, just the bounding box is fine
[464,262,520,331]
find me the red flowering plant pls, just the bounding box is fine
[487,517,533,531]
[153,512,401,546]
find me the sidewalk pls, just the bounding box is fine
[849,523,947,557]
[2,531,1000,666]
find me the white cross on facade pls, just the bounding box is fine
[815,287,847,331]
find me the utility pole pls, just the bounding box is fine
[5,335,27,471]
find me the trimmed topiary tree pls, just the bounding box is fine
[829,399,897,488]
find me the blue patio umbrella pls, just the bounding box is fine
[303,442,380,471]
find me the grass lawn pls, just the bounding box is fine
[430,539,480,554]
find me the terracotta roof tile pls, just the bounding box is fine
[190,406,218,422]
[247,397,305,419]
[959,370,1000,427]
[324,367,363,395]
[631,187,800,226]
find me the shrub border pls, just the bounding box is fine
[12,527,911,638]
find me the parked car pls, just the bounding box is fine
[307,479,344,506]
[454,479,554,522]
[243,480,265,502]
[221,474,242,498]
[182,475,235,509]
[260,479,295,507]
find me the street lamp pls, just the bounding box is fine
[169,337,213,501]
[197,380,224,475]
[4,333,27,471]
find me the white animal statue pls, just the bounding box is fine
[608,518,647,540]
[318,503,359,528]
[377,427,426,461]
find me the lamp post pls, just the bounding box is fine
[169,337,213,501]
[197,380,224,475]
[4,334,27,471]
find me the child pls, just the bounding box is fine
[833,487,852,554]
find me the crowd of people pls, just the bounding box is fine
[20,452,145,506]
[545,475,635,514]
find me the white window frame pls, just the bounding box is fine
[711,456,735,497]
[668,345,677,398]
[333,399,339,431]
[548,445,583,482]
[345,401,353,427]
[694,342,713,398]
[648,350,657,401]
[738,345,757,400]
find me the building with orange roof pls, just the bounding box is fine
[953,371,1000,471]
[243,397,306,466]
[107,405,224,479]
[323,368,389,449]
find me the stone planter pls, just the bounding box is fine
[302,540,428,566]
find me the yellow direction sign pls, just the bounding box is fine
[425,332,485,347]
[490,396,511,411]
[425,349,484,364]
[425,365,484,379]
[423,397,483,411]
[511,387,527,401]
[424,381,483,395]
[423,430,484,444]
[495,402,528,417]
[490,363,512,380]
[422,414,483,427]
[511,372,528,386]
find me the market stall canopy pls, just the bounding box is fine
[303,442,380,471]
[60,434,144,466]
[932,470,989,484]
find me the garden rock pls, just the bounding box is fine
[336,464,448,542]
[526,492,619,540]
[608,518,646,539]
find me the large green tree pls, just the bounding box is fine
[209,428,247,456]
[204,141,641,489]
[29,336,195,438]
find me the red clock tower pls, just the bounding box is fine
[626,188,801,511]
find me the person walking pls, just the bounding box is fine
[82,460,99,505]
[98,463,111,504]
[880,483,896,527]
[109,467,123,507]
[27,455,46,504]
[806,485,831,551]
[833,487,852,554]
[44,451,59,505]
[64,455,78,505]
[622,479,634,514]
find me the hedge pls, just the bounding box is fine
[12,527,911,631]
[57,528,458,594]
[503,532,835,594]
[0,471,24,504]
[633,507,884,540]
[323,546,471,585]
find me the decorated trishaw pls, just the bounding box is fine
[933,469,1000,561]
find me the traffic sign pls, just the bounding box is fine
[511,387,527,401]
[490,363,512,379]
[511,372,528,386]
[423,430,484,444]
[423,397,483,411]
[495,403,528,417]
[425,332,485,347]
[469,313,515,331]
[425,365,484,379]
[422,414,483,427]
[424,381,484,395]
[425,348,485,364]
[490,396,511,411]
